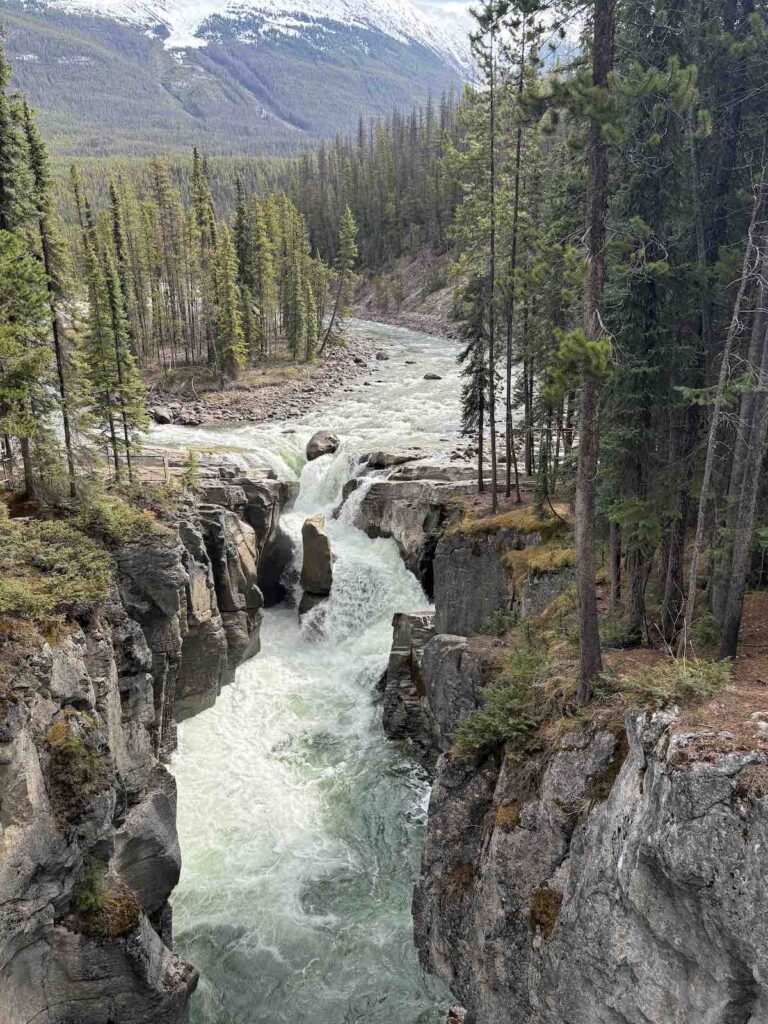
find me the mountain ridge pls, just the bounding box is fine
[1,0,467,155]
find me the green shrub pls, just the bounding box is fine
[600,613,641,649]
[484,609,518,637]
[691,612,722,650]
[180,451,201,491]
[454,646,550,755]
[0,518,111,625]
[45,718,111,822]
[72,493,153,547]
[72,865,142,938]
[620,656,730,706]
[74,859,104,914]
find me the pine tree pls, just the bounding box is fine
[22,100,79,497]
[457,275,490,492]
[0,231,55,495]
[213,226,246,380]
[0,40,33,233]
[321,205,358,352]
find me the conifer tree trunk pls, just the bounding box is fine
[679,186,764,653]
[609,521,621,610]
[575,0,614,700]
[39,223,76,497]
[487,28,498,512]
[505,25,525,499]
[477,390,485,493]
[711,253,768,624]
[720,314,768,657]
[661,404,699,640]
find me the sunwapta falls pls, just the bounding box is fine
[1,2,768,1021]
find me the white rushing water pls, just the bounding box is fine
[156,322,463,1023]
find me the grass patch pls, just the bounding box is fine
[448,502,570,539]
[530,888,563,939]
[72,864,142,939]
[0,514,112,627]
[495,801,521,832]
[503,542,575,584]
[735,764,768,801]
[45,718,111,823]
[615,657,730,706]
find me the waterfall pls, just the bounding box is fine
[167,322,460,1024]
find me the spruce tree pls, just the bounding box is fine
[321,206,358,352]
[214,226,246,380]
[0,231,54,495]
[22,100,79,497]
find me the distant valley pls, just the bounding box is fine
[0,0,467,154]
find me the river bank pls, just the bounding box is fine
[145,329,376,428]
[354,251,458,340]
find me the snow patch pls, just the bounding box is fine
[43,0,470,68]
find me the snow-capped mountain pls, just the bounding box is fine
[44,0,469,67]
[2,0,468,155]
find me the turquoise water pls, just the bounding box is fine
[162,323,461,1024]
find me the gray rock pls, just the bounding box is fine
[519,567,575,620]
[375,350,390,360]
[113,784,180,915]
[306,430,340,461]
[0,603,196,1024]
[300,515,333,597]
[258,523,296,606]
[150,405,173,424]
[424,372,443,380]
[365,450,421,470]
[421,635,501,750]
[350,476,477,591]
[380,612,436,750]
[433,531,517,636]
[415,706,768,1024]
[445,1008,468,1024]
[298,591,328,619]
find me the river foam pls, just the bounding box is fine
[164,322,461,1023]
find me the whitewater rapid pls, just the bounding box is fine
[153,322,462,1023]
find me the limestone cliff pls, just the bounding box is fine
[380,517,768,1024]
[414,708,768,1024]
[0,459,294,1024]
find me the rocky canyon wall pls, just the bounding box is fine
[0,460,295,1024]
[379,502,768,1024]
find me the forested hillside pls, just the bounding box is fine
[0,0,463,155]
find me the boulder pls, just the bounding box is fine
[258,524,296,606]
[424,373,443,381]
[150,406,173,424]
[375,350,390,360]
[298,591,328,618]
[306,430,340,461]
[364,451,421,470]
[113,780,181,915]
[300,515,333,596]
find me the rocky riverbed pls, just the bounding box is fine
[147,329,376,427]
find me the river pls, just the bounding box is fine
[150,322,462,1024]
